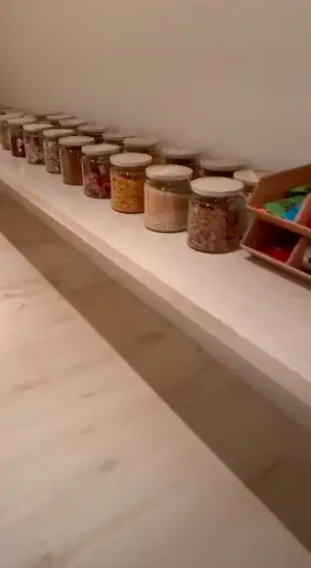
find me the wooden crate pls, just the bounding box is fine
[241,164,311,284]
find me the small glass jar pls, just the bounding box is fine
[46,113,73,127]
[103,131,135,147]
[23,123,53,164]
[161,147,201,178]
[144,165,192,233]
[201,158,243,179]
[59,118,87,130]
[124,137,160,163]
[35,111,60,121]
[60,135,94,185]
[0,112,24,150]
[43,128,75,174]
[78,124,106,144]
[8,116,37,157]
[187,177,246,253]
[233,169,271,199]
[82,143,120,198]
[110,153,152,213]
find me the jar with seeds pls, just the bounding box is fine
[161,147,201,178]
[46,113,73,127]
[24,123,53,165]
[187,177,246,253]
[43,129,75,174]
[110,153,152,213]
[78,125,106,144]
[60,135,94,185]
[59,118,87,130]
[8,116,36,158]
[124,137,160,163]
[103,131,136,148]
[144,165,192,233]
[0,112,24,150]
[82,143,120,198]
[201,158,243,179]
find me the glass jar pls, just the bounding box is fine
[110,153,152,213]
[43,128,75,174]
[161,147,201,178]
[82,143,120,198]
[23,123,53,164]
[0,112,24,150]
[35,111,60,121]
[78,124,106,144]
[59,118,87,130]
[60,135,94,185]
[46,113,73,127]
[201,158,243,179]
[8,116,37,157]
[124,137,160,163]
[233,169,271,199]
[144,165,192,233]
[187,177,246,253]
[103,131,135,147]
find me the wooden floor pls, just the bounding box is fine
[0,192,311,567]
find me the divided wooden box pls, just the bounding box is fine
[241,163,311,284]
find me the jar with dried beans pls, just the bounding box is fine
[60,135,95,185]
[24,123,53,165]
[82,143,120,198]
[110,153,152,213]
[43,129,75,174]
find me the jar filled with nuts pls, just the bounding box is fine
[110,153,152,213]
[60,135,95,185]
[0,112,24,150]
[144,165,192,233]
[82,143,120,199]
[59,118,87,130]
[201,158,243,179]
[78,125,106,144]
[161,147,201,178]
[8,116,37,158]
[187,177,246,253]
[124,137,160,163]
[43,129,75,174]
[103,131,136,147]
[46,113,73,127]
[24,123,53,165]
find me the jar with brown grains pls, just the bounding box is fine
[110,153,152,213]
[60,136,95,185]
[161,147,201,178]
[124,137,160,163]
[201,158,243,179]
[187,177,246,253]
[0,112,24,150]
[78,125,106,143]
[103,131,136,147]
[82,143,120,198]
[144,165,192,233]
[43,129,75,174]
[8,116,37,158]
[24,123,53,164]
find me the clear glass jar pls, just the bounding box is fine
[103,131,135,147]
[82,143,119,198]
[110,153,152,213]
[43,128,75,174]
[0,112,24,150]
[124,137,160,163]
[8,116,36,157]
[144,165,192,233]
[78,124,106,144]
[187,177,246,253]
[201,159,243,179]
[60,135,94,185]
[46,113,73,127]
[24,123,53,164]
[59,118,87,130]
[161,147,201,178]
[233,169,271,199]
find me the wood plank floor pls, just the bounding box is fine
[0,192,311,567]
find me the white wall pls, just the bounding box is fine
[0,0,311,170]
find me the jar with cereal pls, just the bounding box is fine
[103,131,136,147]
[124,137,160,163]
[82,143,120,199]
[59,118,87,130]
[43,129,75,174]
[24,123,53,164]
[0,112,24,150]
[144,165,192,233]
[201,158,243,179]
[78,125,106,144]
[60,136,94,185]
[161,147,201,178]
[8,116,37,158]
[187,177,246,253]
[110,153,152,213]
[46,113,73,127]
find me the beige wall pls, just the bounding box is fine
[0,0,310,170]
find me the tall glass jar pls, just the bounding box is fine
[78,124,106,144]
[124,137,160,163]
[103,131,136,147]
[8,116,37,157]
[60,135,94,185]
[23,123,53,164]
[59,118,87,130]
[161,147,201,178]
[43,128,75,174]
[144,165,192,232]
[110,153,152,213]
[82,143,120,198]
[46,113,73,127]
[0,112,24,150]
[233,169,271,199]
[201,158,243,179]
[187,177,246,253]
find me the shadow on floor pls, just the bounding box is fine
[0,192,311,551]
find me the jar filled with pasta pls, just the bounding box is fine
[110,153,152,213]
[187,177,246,253]
[8,116,37,157]
[124,137,160,163]
[43,128,75,174]
[24,123,53,164]
[78,125,106,144]
[60,135,94,185]
[201,158,243,179]
[144,165,192,232]
[82,143,120,198]
[0,112,24,150]
[161,147,201,178]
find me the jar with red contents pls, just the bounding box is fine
[82,143,120,198]
[8,116,37,157]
